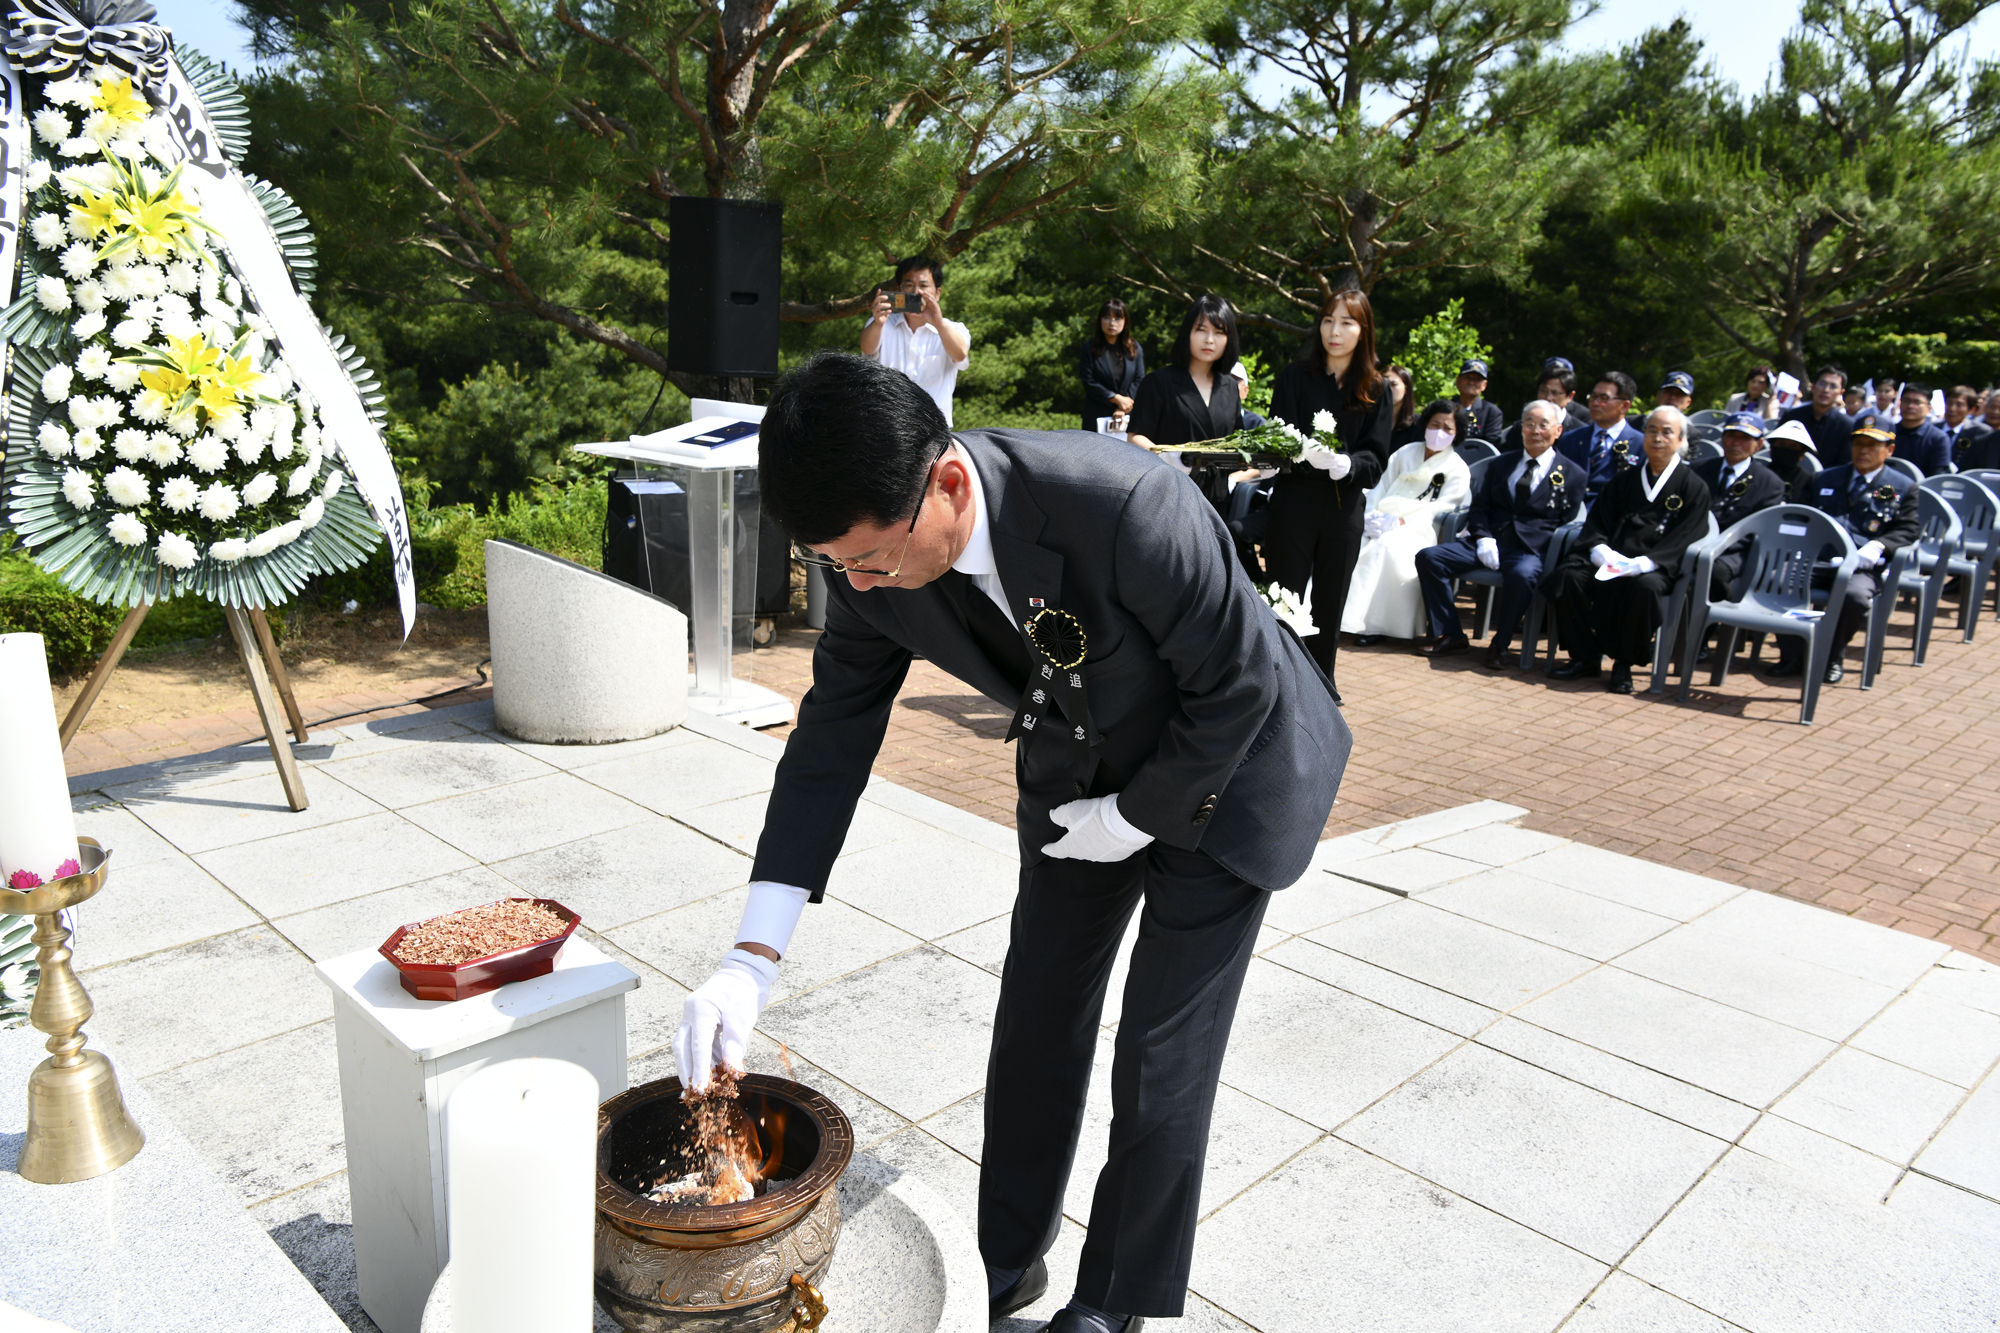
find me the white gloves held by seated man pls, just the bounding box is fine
[1475,537,1501,570]
[1589,544,1657,578]
[1042,794,1154,863]
[1299,439,1352,480]
[1856,539,1886,568]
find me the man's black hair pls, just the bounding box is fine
[1597,370,1638,402]
[759,352,950,546]
[893,255,947,289]
[1170,293,1240,377]
[1538,368,1577,395]
[1902,381,1933,399]
[1814,363,1849,390]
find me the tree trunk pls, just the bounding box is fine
[668,371,761,404]
[714,0,770,199]
[1340,188,1378,293]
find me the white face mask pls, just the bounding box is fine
[1424,427,1456,453]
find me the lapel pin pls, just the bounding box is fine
[1029,597,1044,608]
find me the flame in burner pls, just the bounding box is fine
[758,1105,787,1180]
[647,1067,769,1206]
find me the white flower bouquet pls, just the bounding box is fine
[1,53,380,609]
[1158,409,1343,464]
[1257,582,1316,638]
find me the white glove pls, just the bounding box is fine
[1300,440,1352,479]
[1163,450,1193,476]
[1630,556,1657,575]
[1476,537,1500,570]
[676,950,778,1093]
[1042,794,1153,863]
[1364,511,1396,537]
[1857,539,1885,568]
[1590,543,1615,568]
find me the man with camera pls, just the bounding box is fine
[861,255,972,425]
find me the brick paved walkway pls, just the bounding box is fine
[746,604,2000,966]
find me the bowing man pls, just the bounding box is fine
[1777,424,1922,685]
[1541,406,1713,693]
[1557,371,1646,503]
[1415,400,1586,668]
[1696,412,1787,602]
[674,353,1350,1333]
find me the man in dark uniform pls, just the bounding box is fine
[1557,371,1646,503]
[1542,406,1713,693]
[1630,371,1696,429]
[1454,358,1505,444]
[1944,386,1994,470]
[1692,413,1787,661]
[1500,358,1589,451]
[1774,425,1922,685]
[1415,399,1585,666]
[674,353,1350,1333]
[1781,364,1856,468]
[1893,383,1952,476]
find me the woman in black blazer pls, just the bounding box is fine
[1078,298,1146,430]
[1265,289,1396,699]
[1126,294,1244,451]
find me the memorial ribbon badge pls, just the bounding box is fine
[1006,607,1098,752]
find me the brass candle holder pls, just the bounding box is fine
[2,837,144,1183]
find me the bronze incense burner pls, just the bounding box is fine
[595,1074,854,1332]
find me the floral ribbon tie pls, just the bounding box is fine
[1006,607,1099,754]
[5,0,172,91]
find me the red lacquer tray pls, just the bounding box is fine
[379,898,581,1002]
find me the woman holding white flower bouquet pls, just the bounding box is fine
[1125,295,1250,513]
[1264,290,1395,699]
[1343,399,1472,642]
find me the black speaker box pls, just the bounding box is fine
[668,197,782,378]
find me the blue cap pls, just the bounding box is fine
[1459,359,1490,379]
[1722,411,1766,438]
[1661,371,1695,396]
[1542,357,1574,376]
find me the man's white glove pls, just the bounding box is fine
[1857,539,1886,568]
[676,950,778,1094]
[1042,794,1153,863]
[1364,511,1397,538]
[1590,543,1615,568]
[1300,440,1352,479]
[1476,537,1501,570]
[1629,555,1657,575]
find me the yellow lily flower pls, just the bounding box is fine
[90,78,151,131]
[162,333,224,382]
[213,352,266,400]
[114,191,186,258]
[139,364,192,400]
[197,378,241,418]
[70,189,122,238]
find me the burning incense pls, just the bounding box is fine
[646,1065,782,1206]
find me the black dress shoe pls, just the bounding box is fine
[1419,636,1471,657]
[1824,661,1845,684]
[1353,634,1383,646]
[1608,671,1635,694]
[990,1258,1048,1322]
[1768,659,1803,678]
[1549,660,1601,679]
[1483,640,1513,668]
[1042,1308,1147,1333]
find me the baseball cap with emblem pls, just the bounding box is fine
[1766,420,1816,455]
[1850,425,1895,445]
[1660,371,1695,396]
[1459,358,1490,379]
[1541,357,1574,376]
[1722,412,1766,438]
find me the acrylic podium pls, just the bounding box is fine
[575,398,792,728]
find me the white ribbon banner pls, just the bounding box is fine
[0,57,25,311]
[154,56,416,636]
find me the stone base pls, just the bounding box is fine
[687,680,793,730]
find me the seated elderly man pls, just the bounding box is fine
[1415,400,1586,667]
[1540,406,1713,693]
[1774,425,1922,684]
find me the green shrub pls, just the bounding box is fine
[1398,300,1494,409]
[0,539,123,672]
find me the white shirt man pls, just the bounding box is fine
[861,260,971,425]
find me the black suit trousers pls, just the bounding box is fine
[1544,555,1672,669]
[1264,480,1364,686]
[979,842,1269,1317]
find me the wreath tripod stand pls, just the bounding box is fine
[60,603,311,811]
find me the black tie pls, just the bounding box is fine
[1515,463,1534,511]
[942,570,1030,691]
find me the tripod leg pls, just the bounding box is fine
[224,607,308,812]
[59,604,150,750]
[248,609,308,743]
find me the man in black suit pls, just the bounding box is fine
[1541,406,1714,693]
[1781,363,1856,468]
[1944,385,1994,470]
[1557,371,1647,503]
[1777,425,1924,684]
[675,353,1349,1333]
[1415,400,1585,666]
[1629,371,1695,429]
[1892,383,1952,476]
[1455,358,1505,444]
[1697,412,1788,598]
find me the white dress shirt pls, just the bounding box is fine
[871,315,971,425]
[947,442,1012,616]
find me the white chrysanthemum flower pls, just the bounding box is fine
[268,429,295,462]
[80,108,113,144]
[137,162,162,192]
[45,75,91,106]
[30,213,66,249]
[76,345,112,380]
[197,482,240,522]
[107,136,146,162]
[124,297,158,326]
[246,529,282,558]
[59,137,96,159]
[106,512,146,546]
[164,261,198,295]
[38,420,72,457]
[159,475,200,513]
[35,275,70,313]
[73,278,106,312]
[198,265,220,303]
[298,495,327,529]
[66,208,92,240]
[243,311,272,337]
[72,427,103,460]
[24,159,51,191]
[58,241,96,281]
[1311,410,1335,435]
[54,165,91,198]
[112,428,149,461]
[144,432,183,466]
[211,411,247,442]
[209,538,248,563]
[287,463,317,497]
[323,470,346,498]
[233,431,264,465]
[241,472,279,506]
[41,363,73,401]
[154,530,198,569]
[166,410,200,439]
[132,389,170,424]
[61,468,96,510]
[104,466,149,507]
[187,433,229,473]
[71,395,121,431]
[133,265,168,298]
[101,266,138,301]
[224,277,243,307]
[33,108,72,145]
[72,310,107,340]
[104,360,141,392]
[111,318,150,349]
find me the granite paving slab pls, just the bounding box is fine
[1910,1069,2000,1199]
[1329,846,1488,893]
[317,731,559,810]
[1885,1171,2000,1243]
[492,724,700,771]
[1475,1016,1759,1141]
[194,810,478,919]
[1766,1046,1965,1163]
[1417,867,1680,961]
[1357,799,1529,850]
[1264,935,1500,1037]
[108,768,387,855]
[1562,1273,1741,1332]
[1846,989,2000,1087]
[489,816,752,930]
[568,735,777,816]
[1420,823,1570,867]
[1690,888,1951,989]
[608,887,921,1001]
[824,833,1019,940]
[72,850,261,969]
[397,770,652,862]
[72,794,183,867]
[674,789,934,858]
[1258,870,1399,936]
[1307,898,1598,1010]
[1508,843,1743,921]
[1735,1115,1902,1205]
[1911,950,2000,1015]
[1611,925,1902,1042]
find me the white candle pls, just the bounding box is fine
[0,634,80,887]
[444,1058,599,1332]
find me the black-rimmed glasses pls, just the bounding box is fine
[792,440,951,578]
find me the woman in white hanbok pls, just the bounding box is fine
[1344,400,1475,641]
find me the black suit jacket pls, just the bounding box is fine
[1695,457,1786,538]
[1955,423,2000,473]
[1465,450,1586,558]
[1078,340,1145,429]
[752,429,1351,897]
[1577,460,1713,570]
[1804,464,1923,555]
[1465,398,1504,445]
[1127,366,1241,447]
[1781,404,1855,468]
